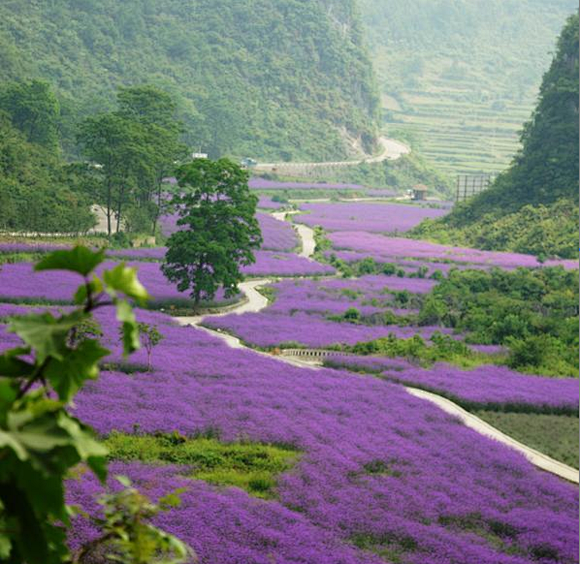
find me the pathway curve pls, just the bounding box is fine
[176,213,579,484]
[272,211,316,259]
[254,137,410,174]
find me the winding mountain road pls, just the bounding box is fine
[254,137,410,174]
[176,212,579,484]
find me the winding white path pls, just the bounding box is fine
[272,211,316,259]
[177,213,579,484]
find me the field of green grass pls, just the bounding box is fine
[474,411,579,469]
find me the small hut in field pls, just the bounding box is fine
[412,184,429,201]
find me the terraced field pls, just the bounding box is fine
[386,90,533,176]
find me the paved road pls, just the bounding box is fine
[254,137,410,174]
[176,210,579,484]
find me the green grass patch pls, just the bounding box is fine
[104,432,301,499]
[472,412,579,469]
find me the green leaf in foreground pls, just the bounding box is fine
[35,246,106,277]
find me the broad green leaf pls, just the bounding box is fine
[103,263,149,303]
[116,301,141,356]
[55,413,108,462]
[0,485,51,564]
[0,380,18,424]
[0,530,11,559]
[8,312,87,363]
[0,429,29,460]
[45,339,109,402]
[35,246,106,277]
[0,347,33,378]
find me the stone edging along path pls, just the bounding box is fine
[177,212,579,484]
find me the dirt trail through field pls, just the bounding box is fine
[176,211,579,484]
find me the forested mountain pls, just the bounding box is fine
[414,13,579,259]
[0,0,379,161]
[359,0,577,177]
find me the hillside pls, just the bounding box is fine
[413,13,579,259]
[0,0,379,161]
[359,0,578,177]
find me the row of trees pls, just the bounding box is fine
[0,80,186,237]
[77,86,186,237]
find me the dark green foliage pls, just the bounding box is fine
[414,199,580,259]
[77,86,185,237]
[413,14,580,257]
[419,268,579,376]
[0,0,379,161]
[349,332,478,368]
[163,159,262,308]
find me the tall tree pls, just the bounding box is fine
[77,113,152,236]
[162,159,262,309]
[116,85,187,234]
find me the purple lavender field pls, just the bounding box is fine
[51,310,578,563]
[295,202,448,233]
[327,356,578,413]
[329,231,579,270]
[1,278,578,562]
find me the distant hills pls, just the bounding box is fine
[413,13,579,260]
[0,0,379,161]
[359,0,578,177]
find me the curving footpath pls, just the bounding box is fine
[177,212,579,484]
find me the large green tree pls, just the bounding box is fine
[162,159,262,309]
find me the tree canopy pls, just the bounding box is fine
[163,159,262,308]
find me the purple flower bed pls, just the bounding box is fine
[379,363,579,414]
[160,211,298,252]
[329,232,579,270]
[107,247,167,260]
[295,203,448,233]
[258,196,286,210]
[204,311,448,348]
[0,261,231,306]
[249,178,365,191]
[0,303,577,562]
[61,309,578,564]
[0,242,70,254]
[265,276,432,319]
[326,251,492,275]
[243,251,335,277]
[257,213,298,251]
